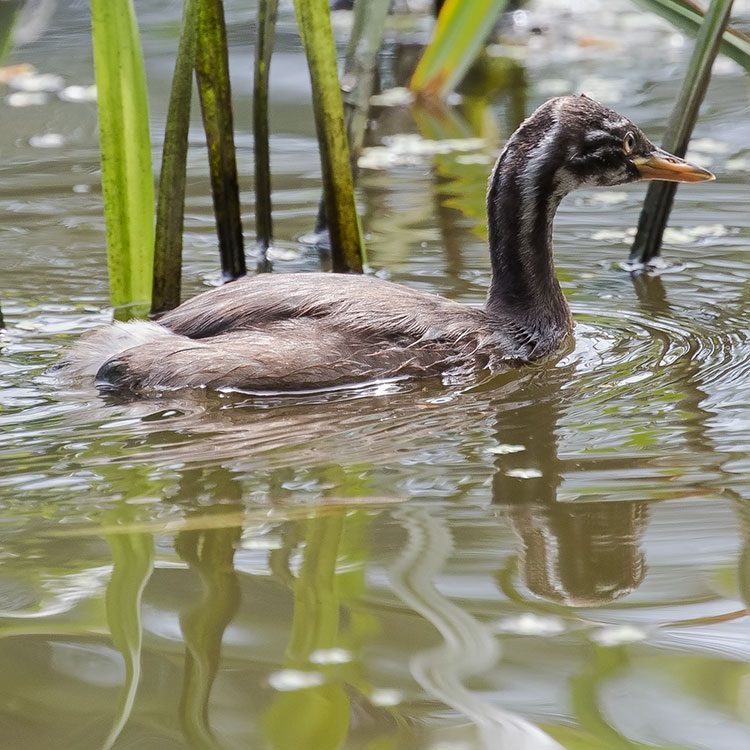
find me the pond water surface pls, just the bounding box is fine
[1,1,750,748]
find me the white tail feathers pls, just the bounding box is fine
[56,320,177,379]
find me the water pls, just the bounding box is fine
[1,1,749,748]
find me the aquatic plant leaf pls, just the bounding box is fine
[195,0,246,281]
[631,0,733,265]
[633,0,750,71]
[90,0,154,319]
[152,0,198,315]
[0,1,24,64]
[343,0,390,162]
[409,0,510,100]
[313,0,389,246]
[103,531,154,749]
[253,0,279,265]
[292,0,365,272]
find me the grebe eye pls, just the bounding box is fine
[623,132,636,155]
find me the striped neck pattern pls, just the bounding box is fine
[485,108,575,352]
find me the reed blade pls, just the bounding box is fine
[633,0,750,71]
[0,1,23,63]
[253,0,279,267]
[90,0,154,319]
[151,0,198,315]
[410,0,509,100]
[631,0,733,266]
[314,0,390,239]
[195,0,246,281]
[343,0,390,167]
[293,0,365,273]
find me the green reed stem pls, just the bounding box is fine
[253,0,279,266]
[293,0,365,273]
[90,0,154,319]
[151,0,198,315]
[631,0,734,265]
[195,0,246,281]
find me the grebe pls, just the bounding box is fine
[62,95,712,392]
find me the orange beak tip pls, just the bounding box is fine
[634,152,715,183]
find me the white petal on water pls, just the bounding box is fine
[7,91,47,107]
[369,87,413,107]
[266,246,300,262]
[59,84,97,103]
[591,624,647,646]
[494,613,566,636]
[30,133,65,149]
[662,224,728,245]
[10,72,64,92]
[268,669,325,691]
[591,228,635,246]
[309,647,352,665]
[359,135,486,170]
[504,468,543,479]
[487,443,526,455]
[370,688,403,707]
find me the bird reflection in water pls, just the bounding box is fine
[491,370,648,607]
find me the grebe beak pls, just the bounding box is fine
[633,147,715,183]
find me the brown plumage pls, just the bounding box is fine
[60,96,713,393]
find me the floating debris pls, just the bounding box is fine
[266,246,300,262]
[369,87,413,107]
[591,624,647,646]
[504,467,543,479]
[370,688,403,707]
[591,225,725,247]
[494,613,566,636]
[7,91,47,107]
[309,647,352,665]
[591,228,635,245]
[29,133,65,148]
[59,84,97,103]
[487,443,525,455]
[359,134,486,170]
[9,71,64,92]
[662,224,728,245]
[268,668,325,691]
